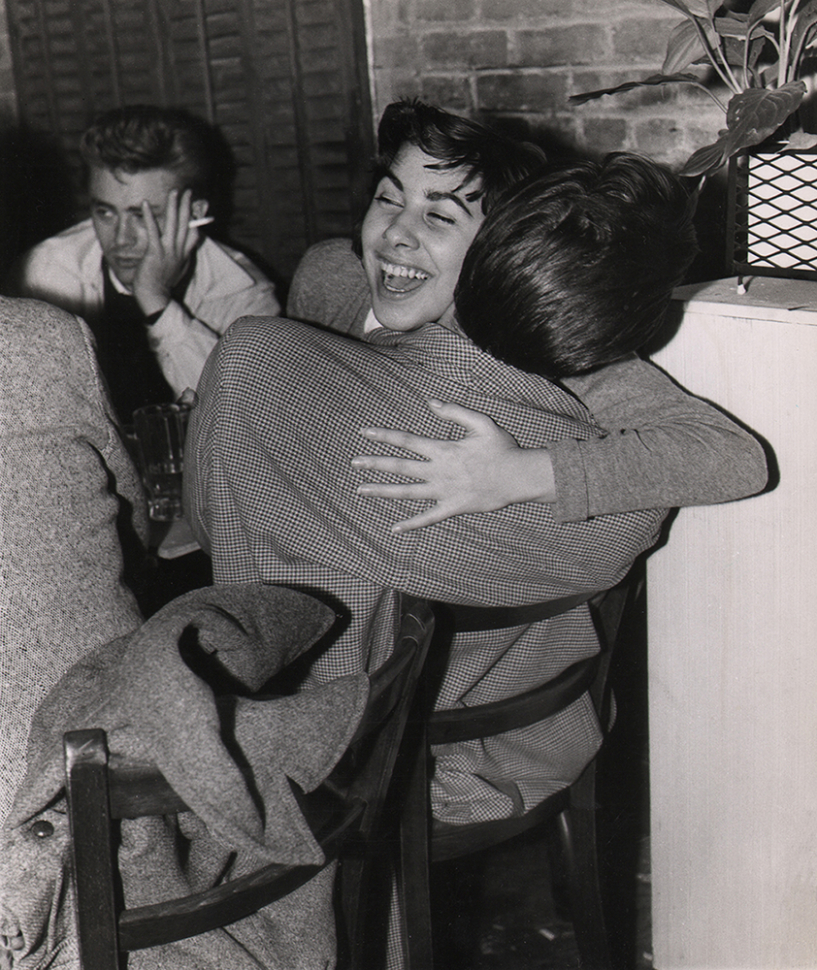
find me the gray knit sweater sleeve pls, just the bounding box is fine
[288,238,370,337]
[550,354,768,522]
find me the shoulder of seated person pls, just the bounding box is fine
[24,218,99,267]
[303,237,355,265]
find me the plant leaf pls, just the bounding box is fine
[656,0,712,18]
[788,0,817,76]
[680,139,733,177]
[725,82,806,133]
[680,83,807,176]
[714,12,750,38]
[569,73,702,105]
[747,0,788,34]
[663,20,706,73]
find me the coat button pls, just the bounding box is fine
[30,819,54,838]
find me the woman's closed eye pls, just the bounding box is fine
[375,192,403,209]
[427,210,457,226]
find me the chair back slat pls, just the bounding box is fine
[106,758,190,818]
[63,731,120,969]
[427,655,599,745]
[400,569,642,970]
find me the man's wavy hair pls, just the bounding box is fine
[80,104,218,201]
[454,152,699,380]
[352,98,547,255]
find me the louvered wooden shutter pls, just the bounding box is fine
[4,0,374,284]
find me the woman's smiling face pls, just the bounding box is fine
[361,144,485,332]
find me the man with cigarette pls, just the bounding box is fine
[17,104,280,422]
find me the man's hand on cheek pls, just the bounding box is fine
[132,189,200,317]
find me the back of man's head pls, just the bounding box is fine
[80,104,215,200]
[454,152,699,379]
[373,99,547,216]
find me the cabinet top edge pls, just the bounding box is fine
[673,276,817,325]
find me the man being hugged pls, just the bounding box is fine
[185,149,766,825]
[17,104,280,423]
[290,100,766,529]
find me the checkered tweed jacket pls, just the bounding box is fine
[185,316,664,823]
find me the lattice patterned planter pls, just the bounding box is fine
[726,149,817,282]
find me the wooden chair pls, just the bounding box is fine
[63,593,434,970]
[398,572,641,970]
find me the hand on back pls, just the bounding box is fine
[352,399,556,532]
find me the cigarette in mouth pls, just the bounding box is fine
[188,216,215,229]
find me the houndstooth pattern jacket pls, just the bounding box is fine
[184,315,666,824]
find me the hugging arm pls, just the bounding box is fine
[352,354,768,529]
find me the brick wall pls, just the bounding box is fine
[0,0,730,272]
[366,0,726,173]
[0,0,726,173]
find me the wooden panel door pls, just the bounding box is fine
[4,0,374,285]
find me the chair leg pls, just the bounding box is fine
[398,726,434,970]
[64,730,121,970]
[556,763,613,970]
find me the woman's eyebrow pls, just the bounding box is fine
[425,188,475,216]
[382,169,403,192]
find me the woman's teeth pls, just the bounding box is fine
[380,261,429,293]
[381,261,429,280]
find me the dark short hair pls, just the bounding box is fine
[351,98,547,256]
[372,98,547,216]
[80,105,216,200]
[454,152,699,379]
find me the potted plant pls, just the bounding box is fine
[571,0,817,178]
[572,0,817,280]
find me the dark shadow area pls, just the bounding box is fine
[595,572,651,970]
[0,120,77,289]
[478,113,587,168]
[125,547,214,620]
[686,169,730,283]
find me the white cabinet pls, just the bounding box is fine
[647,277,817,970]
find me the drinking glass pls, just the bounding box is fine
[133,403,192,521]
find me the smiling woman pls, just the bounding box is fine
[361,144,485,332]
[287,98,547,341]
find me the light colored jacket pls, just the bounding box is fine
[19,219,281,396]
[0,297,146,824]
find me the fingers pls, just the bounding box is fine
[176,190,196,254]
[164,188,196,252]
[164,188,180,243]
[358,398,501,450]
[425,398,502,434]
[356,481,430,499]
[389,506,451,533]
[141,198,163,250]
[352,454,428,477]
[358,426,429,453]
